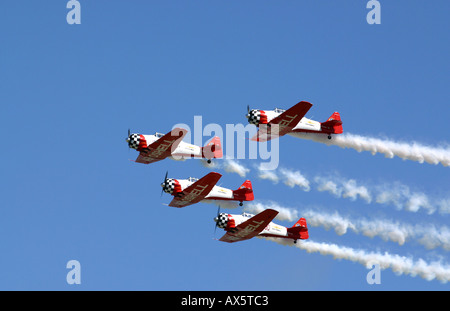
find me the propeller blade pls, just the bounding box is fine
[214,205,221,234]
[161,170,168,197]
[126,129,131,150]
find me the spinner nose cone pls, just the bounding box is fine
[214,216,219,223]
[127,133,141,150]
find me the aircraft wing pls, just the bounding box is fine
[251,101,312,142]
[168,172,222,208]
[219,209,279,243]
[135,128,188,164]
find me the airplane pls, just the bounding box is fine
[161,171,254,208]
[246,101,343,142]
[214,208,309,243]
[126,127,222,164]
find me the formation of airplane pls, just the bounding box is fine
[126,100,342,244]
[160,171,254,208]
[246,101,343,142]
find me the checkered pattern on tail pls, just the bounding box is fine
[128,134,141,150]
[216,213,229,229]
[247,110,261,125]
[162,178,176,194]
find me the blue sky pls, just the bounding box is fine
[1,1,449,290]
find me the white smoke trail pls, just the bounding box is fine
[202,199,240,210]
[255,164,448,214]
[374,182,437,214]
[439,199,450,214]
[279,168,311,191]
[223,159,250,177]
[255,163,280,183]
[314,176,450,214]
[245,201,300,222]
[305,210,450,251]
[255,164,310,191]
[314,176,372,203]
[206,158,449,215]
[248,201,450,251]
[289,132,450,167]
[303,210,357,236]
[201,158,250,177]
[265,238,450,283]
[255,164,375,206]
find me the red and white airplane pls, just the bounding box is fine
[214,209,309,243]
[161,171,254,208]
[246,101,343,142]
[126,128,222,164]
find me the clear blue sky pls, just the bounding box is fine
[0,1,449,290]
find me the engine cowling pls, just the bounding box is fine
[161,178,182,195]
[126,133,148,150]
[246,109,268,126]
[214,213,236,230]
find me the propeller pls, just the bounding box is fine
[214,205,221,234]
[246,105,250,118]
[126,129,131,148]
[160,170,168,197]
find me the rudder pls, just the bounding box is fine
[322,112,343,134]
[233,180,254,201]
[202,136,223,159]
[288,217,309,240]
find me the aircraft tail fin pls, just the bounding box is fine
[287,217,309,239]
[202,136,223,160]
[233,180,254,201]
[321,112,343,134]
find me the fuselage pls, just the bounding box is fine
[141,134,203,160]
[175,178,235,201]
[232,212,290,239]
[262,110,322,133]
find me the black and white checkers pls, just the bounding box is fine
[215,213,229,229]
[247,109,261,126]
[127,133,141,150]
[161,178,176,194]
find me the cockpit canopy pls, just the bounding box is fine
[241,212,255,218]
